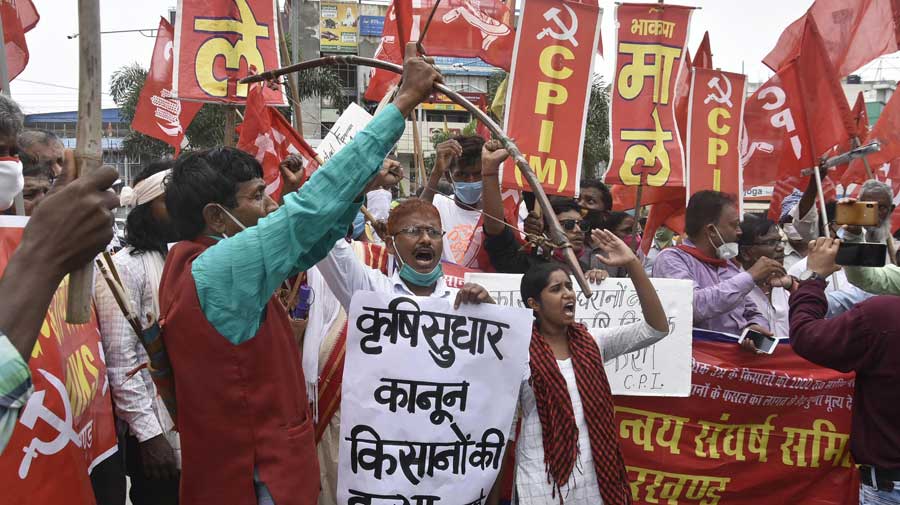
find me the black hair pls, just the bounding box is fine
[580,178,613,210]
[685,190,738,237]
[738,213,776,247]
[126,159,177,256]
[551,199,582,217]
[450,135,485,171]
[824,201,837,223]
[584,208,608,231]
[165,147,263,240]
[601,211,631,232]
[520,262,571,311]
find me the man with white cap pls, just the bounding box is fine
[94,159,181,505]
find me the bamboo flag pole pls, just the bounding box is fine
[66,0,104,324]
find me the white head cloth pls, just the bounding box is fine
[120,169,171,207]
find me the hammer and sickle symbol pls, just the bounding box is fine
[704,73,733,108]
[537,4,579,47]
[18,369,82,479]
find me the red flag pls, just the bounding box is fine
[365,0,515,101]
[742,18,854,187]
[835,92,870,184]
[237,84,320,202]
[673,49,692,144]
[694,31,712,69]
[859,83,900,170]
[766,175,837,222]
[764,0,899,78]
[639,190,685,255]
[132,18,202,155]
[0,0,38,83]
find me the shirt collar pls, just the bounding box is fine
[390,270,454,298]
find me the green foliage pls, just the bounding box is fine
[581,76,611,180]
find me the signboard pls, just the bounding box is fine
[605,3,693,188]
[359,15,384,37]
[617,332,858,505]
[686,68,747,206]
[320,1,359,54]
[0,216,119,505]
[465,273,694,397]
[317,102,374,163]
[337,291,531,504]
[173,0,286,104]
[502,0,602,197]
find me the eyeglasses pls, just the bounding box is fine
[560,219,590,231]
[394,226,445,239]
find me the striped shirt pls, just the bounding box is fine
[0,332,33,455]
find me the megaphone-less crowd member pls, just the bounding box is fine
[496,230,669,505]
[157,45,441,505]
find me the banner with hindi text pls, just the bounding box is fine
[606,3,692,188]
[0,217,118,505]
[686,68,746,207]
[616,331,858,505]
[337,291,531,504]
[173,0,286,104]
[466,273,693,397]
[501,0,602,197]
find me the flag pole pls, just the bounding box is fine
[66,0,104,323]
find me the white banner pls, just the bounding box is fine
[465,273,694,397]
[316,102,374,163]
[338,291,532,504]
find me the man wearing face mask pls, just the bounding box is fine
[652,191,786,335]
[0,95,24,212]
[157,45,442,505]
[421,135,491,269]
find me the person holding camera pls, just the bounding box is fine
[790,237,900,504]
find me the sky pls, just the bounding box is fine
[10,0,892,115]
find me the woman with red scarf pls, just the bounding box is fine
[509,229,670,505]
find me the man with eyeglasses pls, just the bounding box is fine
[652,191,786,336]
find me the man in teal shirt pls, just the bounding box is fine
[158,46,442,505]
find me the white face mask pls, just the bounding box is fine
[215,204,246,238]
[711,225,739,261]
[0,157,23,211]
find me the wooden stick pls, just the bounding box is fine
[66,0,103,324]
[240,56,593,296]
[410,110,426,194]
[95,257,144,339]
[224,106,237,147]
[415,0,443,55]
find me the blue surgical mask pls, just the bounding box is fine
[452,179,483,205]
[351,211,366,239]
[395,251,444,287]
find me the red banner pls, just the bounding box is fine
[605,4,693,189]
[365,0,515,102]
[0,0,38,85]
[501,0,601,197]
[133,18,203,154]
[616,334,858,505]
[686,69,746,204]
[174,0,285,104]
[0,218,118,505]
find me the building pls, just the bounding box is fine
[23,108,144,186]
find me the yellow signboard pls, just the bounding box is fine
[320,2,358,54]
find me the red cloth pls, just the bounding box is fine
[0,0,38,85]
[674,244,728,269]
[131,18,202,155]
[528,323,630,504]
[237,83,319,201]
[159,237,319,505]
[763,0,900,78]
[694,31,712,69]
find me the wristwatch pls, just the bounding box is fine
[798,270,827,282]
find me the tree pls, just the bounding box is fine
[581,76,611,180]
[109,63,346,161]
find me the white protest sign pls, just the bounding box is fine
[338,291,531,505]
[465,273,693,397]
[317,102,374,163]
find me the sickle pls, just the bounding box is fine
[241,56,592,296]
